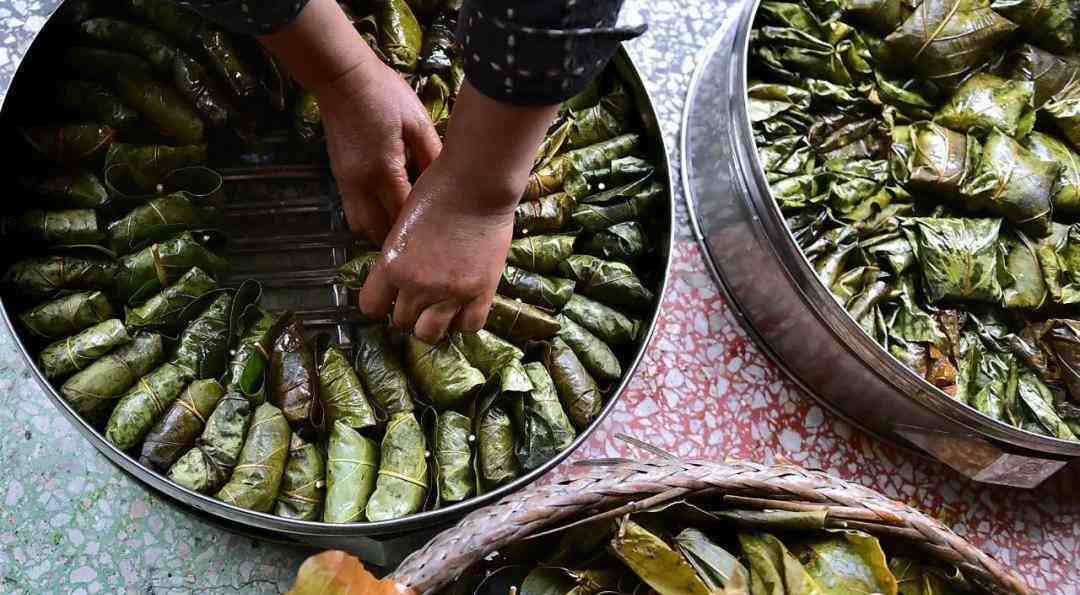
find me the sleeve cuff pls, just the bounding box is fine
[173,0,310,36]
[456,3,646,106]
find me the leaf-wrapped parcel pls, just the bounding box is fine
[1036,224,1080,305]
[366,412,428,521]
[991,0,1074,53]
[556,314,622,383]
[498,265,575,310]
[54,80,138,130]
[4,256,118,300]
[139,379,224,471]
[544,337,603,429]
[434,410,474,503]
[905,121,980,199]
[960,130,1058,238]
[904,218,1006,304]
[525,134,640,199]
[39,318,130,379]
[79,17,177,73]
[405,336,485,410]
[216,402,291,513]
[477,404,520,488]
[516,362,577,470]
[169,391,252,493]
[107,193,223,254]
[355,325,415,415]
[106,361,193,451]
[22,124,115,164]
[571,180,664,232]
[173,52,236,129]
[883,0,1017,87]
[227,308,289,401]
[19,291,115,341]
[15,209,104,246]
[116,231,229,302]
[562,293,643,347]
[24,169,109,210]
[269,320,318,430]
[378,0,422,72]
[505,234,576,274]
[114,72,205,144]
[323,420,379,523]
[275,434,326,521]
[515,193,576,236]
[1024,132,1080,216]
[1007,44,1080,107]
[933,74,1034,138]
[105,143,208,193]
[319,345,378,430]
[173,292,231,379]
[337,251,378,290]
[559,255,656,312]
[60,332,164,419]
[454,329,533,394]
[580,221,649,262]
[125,266,218,332]
[485,294,562,343]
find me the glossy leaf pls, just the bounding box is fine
[610,518,712,595]
[269,320,318,430]
[434,410,475,503]
[562,293,643,347]
[174,292,231,379]
[365,412,427,521]
[355,325,415,415]
[319,345,378,430]
[19,291,115,341]
[216,402,291,513]
[139,378,224,471]
[485,294,562,343]
[168,390,252,493]
[405,336,485,410]
[60,332,164,419]
[505,234,577,274]
[544,337,602,430]
[498,265,575,310]
[559,255,656,312]
[322,420,379,524]
[125,266,217,332]
[274,434,326,521]
[960,130,1057,238]
[39,318,130,380]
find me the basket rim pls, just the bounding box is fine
[389,456,1030,595]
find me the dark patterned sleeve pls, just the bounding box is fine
[456,0,646,106]
[172,0,311,36]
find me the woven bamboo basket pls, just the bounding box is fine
[373,456,1029,595]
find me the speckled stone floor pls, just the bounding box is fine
[1,0,1078,593]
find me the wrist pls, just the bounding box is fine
[441,82,561,197]
[259,0,381,94]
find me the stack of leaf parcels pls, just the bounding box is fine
[3,0,666,521]
[749,0,1080,439]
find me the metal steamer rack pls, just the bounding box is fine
[0,2,675,567]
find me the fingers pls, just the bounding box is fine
[359,264,397,319]
[414,300,461,344]
[340,185,391,244]
[391,291,429,332]
[451,293,494,334]
[404,114,443,173]
[375,168,412,224]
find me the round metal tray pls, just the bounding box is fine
[0,2,675,566]
[681,0,1080,488]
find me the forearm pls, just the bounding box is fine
[440,82,560,209]
[256,0,380,93]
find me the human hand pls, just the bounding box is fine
[315,62,441,242]
[359,83,561,343]
[359,154,517,343]
[258,0,440,243]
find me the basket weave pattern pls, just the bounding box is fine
[390,459,1029,595]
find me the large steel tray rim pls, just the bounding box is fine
[681,0,1080,458]
[0,2,677,538]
